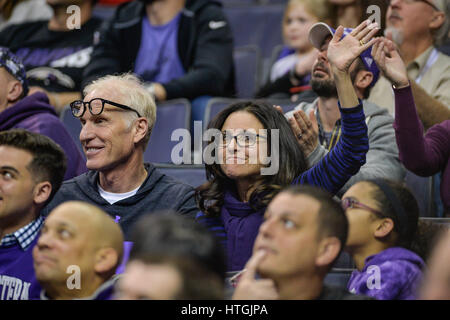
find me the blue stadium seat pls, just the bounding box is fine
[419,217,450,227]
[145,99,191,164]
[153,164,207,188]
[60,105,84,159]
[404,170,434,217]
[224,4,284,59]
[203,98,239,130]
[324,269,354,289]
[234,45,262,98]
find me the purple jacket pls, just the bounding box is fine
[347,247,424,300]
[393,86,450,214]
[0,92,87,180]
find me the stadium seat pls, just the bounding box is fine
[419,217,450,228]
[404,170,434,217]
[203,98,239,130]
[60,105,84,158]
[223,4,284,59]
[153,163,207,188]
[233,45,262,98]
[145,99,191,164]
[324,269,354,289]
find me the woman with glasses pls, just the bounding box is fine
[341,179,425,299]
[196,20,380,272]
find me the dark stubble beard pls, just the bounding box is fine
[310,78,338,98]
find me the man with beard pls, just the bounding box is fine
[0,0,102,113]
[368,0,450,128]
[286,21,405,197]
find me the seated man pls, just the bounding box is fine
[82,0,234,103]
[115,212,226,300]
[368,0,450,128]
[0,129,66,300]
[0,0,103,112]
[0,47,86,180]
[43,74,198,238]
[286,21,405,196]
[232,185,369,300]
[33,201,123,300]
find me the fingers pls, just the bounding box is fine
[360,26,379,47]
[308,109,319,132]
[295,110,310,129]
[289,116,303,139]
[332,25,344,43]
[241,250,266,281]
[273,105,283,114]
[351,19,370,36]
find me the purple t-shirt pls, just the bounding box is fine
[134,14,185,84]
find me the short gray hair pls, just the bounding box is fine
[83,73,157,149]
[432,0,449,46]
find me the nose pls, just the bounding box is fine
[389,0,401,8]
[79,120,95,145]
[259,216,276,238]
[317,48,328,62]
[36,229,53,250]
[226,136,238,153]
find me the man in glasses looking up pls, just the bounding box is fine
[43,73,198,239]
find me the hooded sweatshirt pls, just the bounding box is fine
[42,163,198,239]
[347,247,424,300]
[0,92,87,180]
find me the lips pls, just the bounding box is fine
[84,145,104,157]
[34,252,57,266]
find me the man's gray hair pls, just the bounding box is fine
[432,0,449,46]
[83,73,157,149]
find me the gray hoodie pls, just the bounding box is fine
[286,99,405,196]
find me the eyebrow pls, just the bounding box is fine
[0,166,20,175]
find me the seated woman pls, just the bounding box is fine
[371,37,449,216]
[255,0,331,99]
[197,21,379,271]
[342,179,424,300]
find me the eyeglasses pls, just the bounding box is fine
[341,197,385,217]
[386,0,441,11]
[220,131,267,148]
[70,98,142,118]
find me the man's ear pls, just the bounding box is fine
[94,248,119,274]
[374,218,395,238]
[7,80,23,103]
[429,11,445,31]
[315,237,341,268]
[354,70,373,94]
[33,181,52,206]
[133,117,149,145]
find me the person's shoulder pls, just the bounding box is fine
[109,0,145,26]
[0,20,46,43]
[145,164,195,193]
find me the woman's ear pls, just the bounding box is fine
[374,217,395,238]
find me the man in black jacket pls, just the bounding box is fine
[82,0,235,102]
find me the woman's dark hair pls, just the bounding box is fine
[365,179,419,249]
[196,100,307,216]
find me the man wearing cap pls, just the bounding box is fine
[368,0,450,128]
[286,20,405,197]
[0,0,102,113]
[0,47,86,180]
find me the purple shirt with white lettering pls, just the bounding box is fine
[0,236,41,300]
[134,14,185,84]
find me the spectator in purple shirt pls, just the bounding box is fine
[371,36,449,216]
[33,201,124,300]
[0,47,87,180]
[342,179,424,300]
[0,129,66,300]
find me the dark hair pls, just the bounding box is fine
[196,100,307,216]
[350,58,373,99]
[282,185,349,270]
[0,129,67,204]
[365,179,420,249]
[129,211,227,281]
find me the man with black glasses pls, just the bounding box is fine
[43,74,198,239]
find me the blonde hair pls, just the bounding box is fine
[282,0,332,44]
[83,73,157,149]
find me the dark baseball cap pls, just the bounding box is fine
[0,47,29,96]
